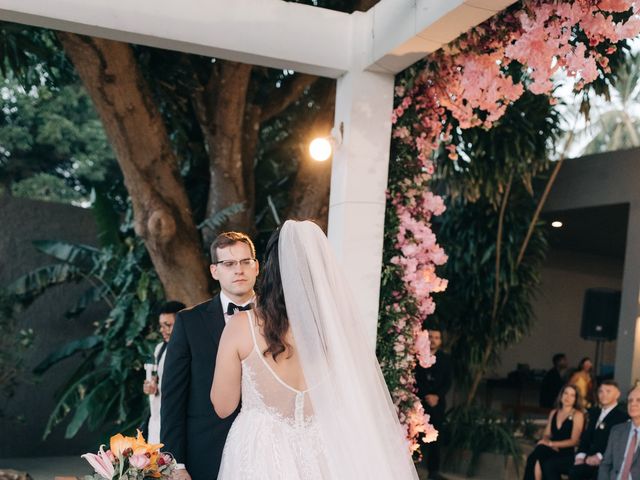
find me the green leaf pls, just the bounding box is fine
[7,264,82,300]
[32,240,100,268]
[34,336,102,375]
[126,301,150,342]
[91,188,122,248]
[197,203,245,230]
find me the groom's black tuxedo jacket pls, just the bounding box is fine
[578,405,628,457]
[161,295,238,480]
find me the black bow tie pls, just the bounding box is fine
[226,302,253,316]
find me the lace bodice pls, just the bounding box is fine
[217,311,328,480]
[240,311,315,428]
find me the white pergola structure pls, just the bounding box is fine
[12,0,639,389]
[2,0,513,342]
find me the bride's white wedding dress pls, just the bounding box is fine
[217,310,329,480]
[218,221,418,480]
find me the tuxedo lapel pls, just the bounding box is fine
[204,294,226,346]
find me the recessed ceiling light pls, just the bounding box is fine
[551,221,563,228]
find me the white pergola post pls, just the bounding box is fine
[328,68,395,345]
[616,201,640,386]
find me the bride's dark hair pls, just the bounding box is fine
[256,227,290,360]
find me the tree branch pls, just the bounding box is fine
[260,73,318,123]
[492,172,513,320]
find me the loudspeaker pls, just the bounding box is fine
[580,288,621,341]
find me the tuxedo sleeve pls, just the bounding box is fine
[577,409,597,454]
[160,312,190,464]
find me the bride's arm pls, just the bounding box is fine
[210,317,243,418]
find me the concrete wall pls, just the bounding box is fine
[0,194,109,458]
[492,249,623,377]
[545,148,640,387]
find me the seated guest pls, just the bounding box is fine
[541,353,569,409]
[568,380,628,479]
[142,301,185,444]
[598,384,640,480]
[570,358,596,408]
[524,384,585,480]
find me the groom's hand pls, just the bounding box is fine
[172,469,192,480]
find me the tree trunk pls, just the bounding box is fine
[58,33,210,306]
[191,61,253,244]
[241,103,262,233]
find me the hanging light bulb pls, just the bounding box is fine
[309,137,333,161]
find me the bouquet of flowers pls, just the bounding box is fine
[82,430,176,479]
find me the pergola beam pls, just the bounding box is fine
[0,0,352,78]
[365,0,516,73]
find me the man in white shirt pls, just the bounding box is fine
[598,385,640,480]
[568,380,628,479]
[142,300,186,444]
[161,232,258,480]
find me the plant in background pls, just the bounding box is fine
[0,289,34,421]
[3,197,260,438]
[431,90,560,404]
[445,405,522,477]
[7,232,164,438]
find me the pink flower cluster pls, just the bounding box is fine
[506,0,640,93]
[395,0,639,137]
[385,161,448,451]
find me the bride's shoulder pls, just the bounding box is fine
[223,311,252,339]
[222,312,254,359]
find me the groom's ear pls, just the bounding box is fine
[210,264,220,281]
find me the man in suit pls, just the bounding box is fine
[161,232,258,480]
[566,380,628,479]
[540,353,568,409]
[415,327,452,480]
[598,384,640,480]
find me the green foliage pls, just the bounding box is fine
[6,236,164,438]
[445,405,522,477]
[0,22,74,88]
[431,92,558,389]
[0,72,120,203]
[0,289,34,420]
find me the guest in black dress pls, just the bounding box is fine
[524,384,585,480]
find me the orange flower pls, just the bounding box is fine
[110,433,135,457]
[132,429,163,456]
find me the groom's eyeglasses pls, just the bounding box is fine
[214,258,257,269]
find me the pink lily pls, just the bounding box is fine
[82,445,115,479]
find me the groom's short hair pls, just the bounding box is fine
[210,232,256,263]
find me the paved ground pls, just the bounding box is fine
[0,456,484,480]
[0,456,91,480]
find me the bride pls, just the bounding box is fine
[210,220,419,479]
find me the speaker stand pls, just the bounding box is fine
[594,339,604,377]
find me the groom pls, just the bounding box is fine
[161,232,259,480]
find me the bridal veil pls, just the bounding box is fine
[278,220,419,479]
